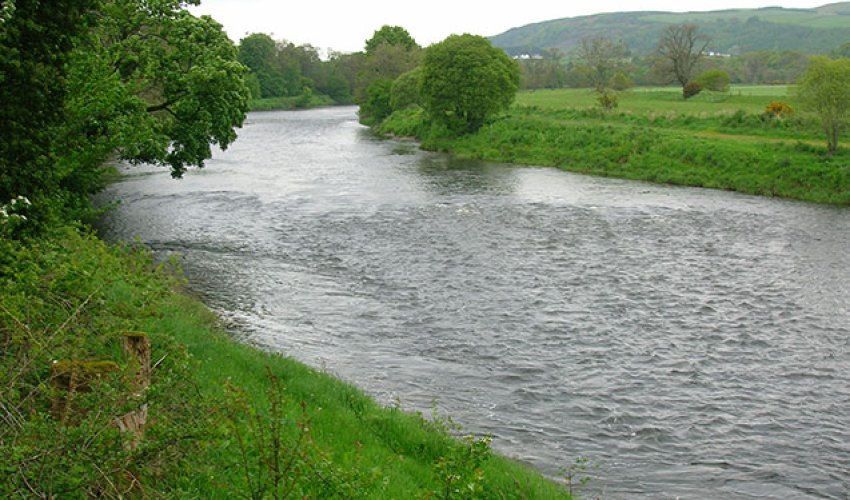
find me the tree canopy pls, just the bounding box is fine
[796,56,850,153]
[0,0,250,224]
[365,25,419,55]
[421,34,519,134]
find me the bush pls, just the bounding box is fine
[608,71,633,91]
[359,79,394,126]
[765,100,794,118]
[695,69,731,92]
[683,81,703,99]
[597,90,619,110]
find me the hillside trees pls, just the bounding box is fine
[656,24,710,97]
[421,34,519,134]
[796,56,850,154]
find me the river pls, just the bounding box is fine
[96,107,850,499]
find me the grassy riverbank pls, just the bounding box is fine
[0,227,571,498]
[379,86,850,205]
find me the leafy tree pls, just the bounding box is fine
[421,34,519,134]
[695,69,730,92]
[656,24,710,97]
[576,37,627,93]
[390,67,423,111]
[365,25,418,55]
[75,0,250,178]
[355,38,421,103]
[239,33,297,98]
[796,56,850,154]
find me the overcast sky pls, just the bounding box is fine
[189,1,831,53]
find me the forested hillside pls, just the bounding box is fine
[491,3,850,56]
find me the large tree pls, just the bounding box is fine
[576,37,627,93]
[656,24,710,97]
[0,0,249,224]
[796,56,850,154]
[70,0,250,179]
[421,34,519,134]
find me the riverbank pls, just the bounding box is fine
[377,87,850,205]
[0,226,571,498]
[249,94,343,111]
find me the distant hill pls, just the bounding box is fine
[490,3,850,56]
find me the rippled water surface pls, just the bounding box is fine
[97,107,850,498]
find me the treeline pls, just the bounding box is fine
[235,27,425,108]
[518,48,817,90]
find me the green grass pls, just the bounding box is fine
[0,228,571,498]
[516,85,793,115]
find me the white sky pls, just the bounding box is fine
[189,1,832,53]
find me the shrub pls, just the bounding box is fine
[608,71,633,91]
[597,90,619,110]
[359,79,394,126]
[765,101,794,118]
[683,81,703,99]
[695,69,731,92]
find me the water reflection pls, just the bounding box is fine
[414,156,519,196]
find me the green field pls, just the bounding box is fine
[516,85,794,115]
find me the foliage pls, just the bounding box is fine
[0,0,100,224]
[597,90,619,110]
[796,56,850,153]
[359,79,394,126]
[391,67,424,111]
[239,33,300,98]
[696,69,731,92]
[421,34,519,134]
[365,25,419,55]
[355,42,421,103]
[656,23,711,92]
[519,55,568,90]
[609,71,634,91]
[765,100,794,118]
[683,81,704,99]
[576,36,627,92]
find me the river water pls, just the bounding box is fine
[96,107,850,499]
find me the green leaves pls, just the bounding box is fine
[796,56,850,153]
[421,35,519,135]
